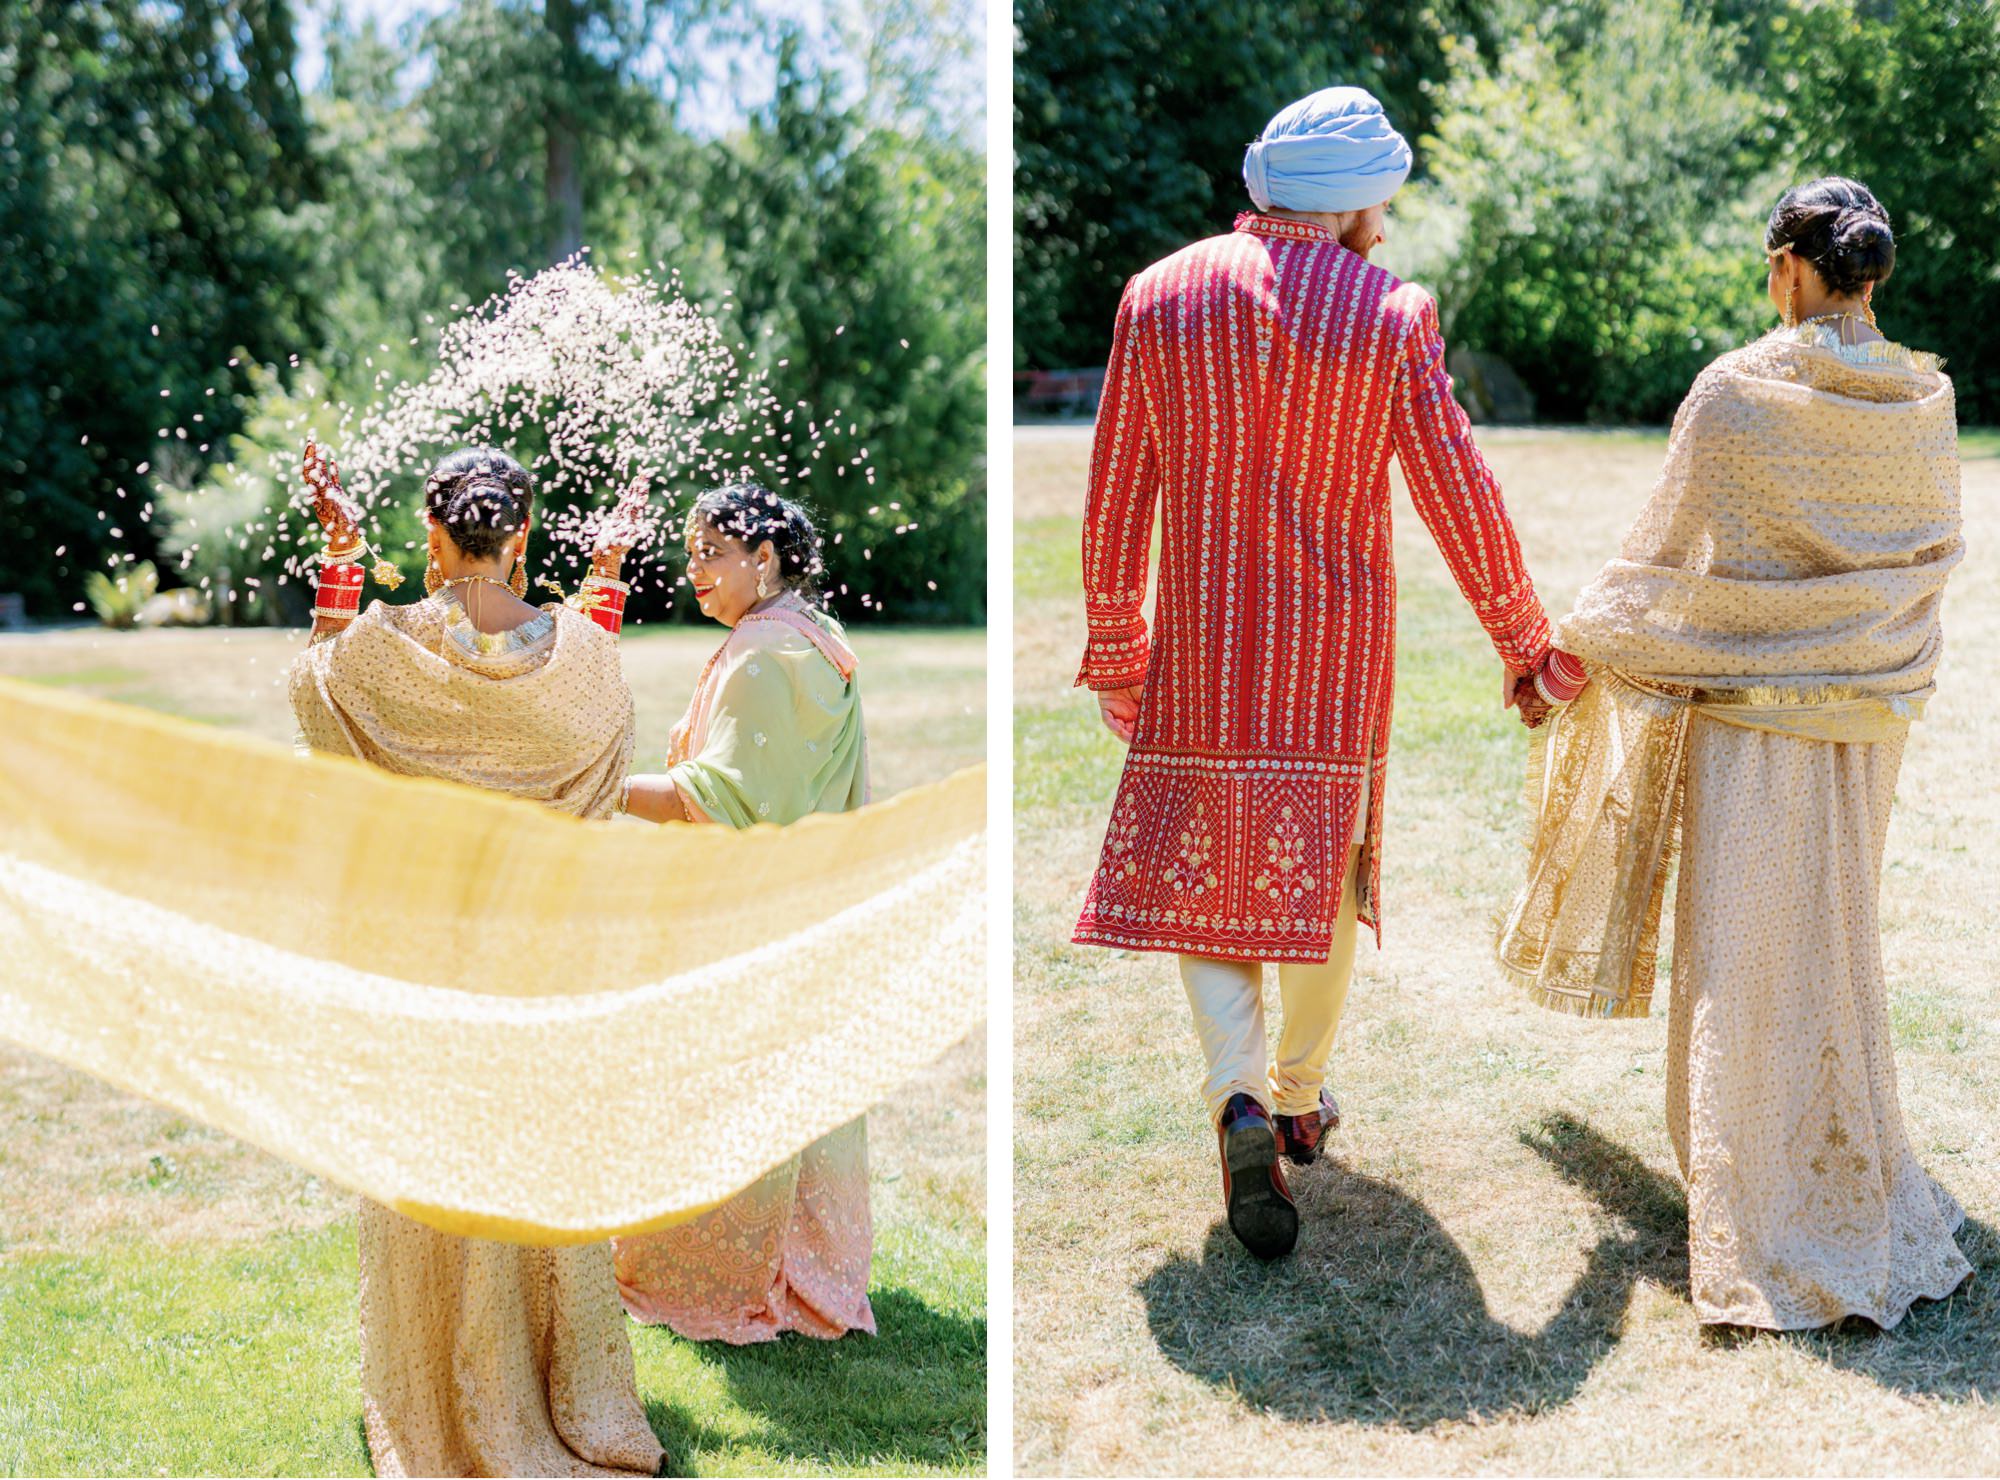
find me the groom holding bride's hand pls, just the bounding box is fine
[1073,85,1584,1260]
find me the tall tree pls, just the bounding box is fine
[1012,0,1493,370]
[0,0,321,614]
[545,0,587,260]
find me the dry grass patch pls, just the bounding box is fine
[1015,424,2000,1476]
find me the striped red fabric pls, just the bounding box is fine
[1073,212,1554,961]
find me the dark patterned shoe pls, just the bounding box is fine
[1276,1088,1341,1167]
[1216,1093,1297,1260]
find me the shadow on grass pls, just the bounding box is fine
[1135,1112,1682,1428]
[641,1289,985,1476]
[1139,1111,2000,1427]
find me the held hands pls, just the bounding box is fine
[1509,670,1554,729]
[1096,684,1144,745]
[301,439,362,549]
[1506,650,1591,729]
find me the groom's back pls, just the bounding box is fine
[1121,224,1419,509]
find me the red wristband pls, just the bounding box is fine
[1536,649,1588,705]
[582,577,628,636]
[313,556,365,622]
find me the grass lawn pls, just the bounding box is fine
[1014,423,2000,1475]
[0,622,986,1478]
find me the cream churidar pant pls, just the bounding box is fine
[1179,771,1368,1124]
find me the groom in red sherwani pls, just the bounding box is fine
[1073,86,1585,1259]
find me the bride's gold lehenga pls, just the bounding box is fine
[290,595,662,1479]
[1500,322,1973,1329]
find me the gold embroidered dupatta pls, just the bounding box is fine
[1497,327,1962,1018]
[289,598,635,817]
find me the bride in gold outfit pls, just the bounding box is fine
[1503,177,1973,1331]
[288,444,663,1477]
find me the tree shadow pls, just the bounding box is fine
[1136,1112,1682,1428]
[1138,1110,2000,1427]
[638,1287,984,1476]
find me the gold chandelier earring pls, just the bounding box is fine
[424,549,445,596]
[1782,280,1798,329]
[509,529,530,599]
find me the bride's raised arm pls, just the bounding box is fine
[577,472,650,637]
[301,439,367,644]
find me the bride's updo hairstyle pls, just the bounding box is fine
[1765,176,1896,296]
[689,482,827,599]
[424,447,536,560]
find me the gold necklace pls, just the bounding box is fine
[1800,310,1876,344]
[435,574,516,600]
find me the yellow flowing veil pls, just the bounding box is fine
[0,674,983,1245]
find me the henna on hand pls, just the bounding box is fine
[301,439,362,548]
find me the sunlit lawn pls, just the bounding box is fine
[1014,423,2000,1476]
[0,622,986,1478]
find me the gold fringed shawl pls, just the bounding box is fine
[1497,326,1963,1018]
[290,598,635,818]
[0,674,984,1245]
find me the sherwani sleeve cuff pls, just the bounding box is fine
[1474,579,1553,675]
[1075,605,1150,690]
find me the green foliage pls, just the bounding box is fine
[1751,0,2000,420]
[0,0,321,615]
[6,0,984,625]
[691,35,985,623]
[153,363,432,626]
[1391,2,1772,421]
[1023,0,2000,425]
[1013,0,1495,370]
[83,562,157,629]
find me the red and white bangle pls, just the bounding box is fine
[1534,649,1589,706]
[580,573,629,635]
[313,545,366,623]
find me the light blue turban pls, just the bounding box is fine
[1242,87,1412,213]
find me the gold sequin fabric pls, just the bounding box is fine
[1665,717,1970,1329]
[0,675,984,1240]
[290,597,657,1477]
[1500,328,1963,1016]
[289,596,636,819]
[1560,327,1961,714]
[359,1201,663,1477]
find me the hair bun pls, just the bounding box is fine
[426,447,535,562]
[1833,208,1892,247]
[1826,209,1895,293]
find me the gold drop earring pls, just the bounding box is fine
[1782,279,1798,329]
[756,560,777,601]
[1863,292,1879,331]
[509,529,530,599]
[424,537,445,596]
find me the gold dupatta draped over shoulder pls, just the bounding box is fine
[1497,326,1963,1018]
[290,597,635,817]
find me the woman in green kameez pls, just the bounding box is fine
[610,484,877,1342]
